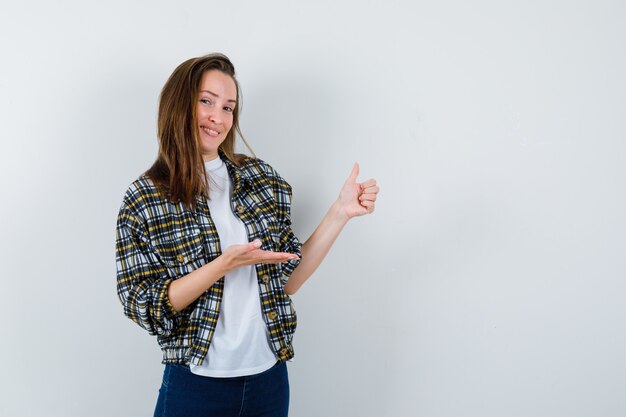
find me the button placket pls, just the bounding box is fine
[233,196,265,249]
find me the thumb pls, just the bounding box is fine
[347,162,359,183]
[248,239,262,251]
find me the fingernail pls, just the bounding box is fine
[252,239,262,247]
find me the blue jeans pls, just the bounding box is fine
[153,361,289,417]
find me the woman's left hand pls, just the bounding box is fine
[337,163,379,220]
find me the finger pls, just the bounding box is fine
[247,253,298,266]
[360,187,379,196]
[258,256,299,265]
[362,185,380,194]
[245,239,263,251]
[360,178,377,188]
[347,162,359,183]
[260,258,298,265]
[358,193,378,201]
[256,249,300,261]
[227,241,261,257]
[360,200,375,213]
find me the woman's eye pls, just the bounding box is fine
[200,98,212,105]
[224,106,233,113]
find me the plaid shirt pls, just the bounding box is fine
[115,150,302,366]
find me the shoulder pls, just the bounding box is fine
[119,175,164,215]
[237,157,295,206]
[237,155,290,186]
[238,155,277,178]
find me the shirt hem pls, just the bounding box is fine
[189,358,278,378]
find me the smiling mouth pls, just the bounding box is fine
[201,126,220,137]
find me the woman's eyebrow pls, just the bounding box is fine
[200,89,237,103]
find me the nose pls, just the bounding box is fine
[208,109,222,124]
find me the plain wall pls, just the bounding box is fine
[1,1,625,416]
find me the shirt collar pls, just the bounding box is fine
[217,148,251,188]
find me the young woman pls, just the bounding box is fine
[115,53,379,417]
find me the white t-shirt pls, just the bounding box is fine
[190,156,277,377]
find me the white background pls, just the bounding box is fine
[1,1,625,416]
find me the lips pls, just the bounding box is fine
[201,126,220,137]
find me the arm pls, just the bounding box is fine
[116,207,179,336]
[284,163,379,295]
[167,240,298,312]
[117,205,299,334]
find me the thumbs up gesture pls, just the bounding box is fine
[337,163,379,219]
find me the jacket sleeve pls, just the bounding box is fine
[115,202,179,336]
[263,163,303,280]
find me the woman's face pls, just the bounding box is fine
[196,70,237,161]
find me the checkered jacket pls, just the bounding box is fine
[115,151,302,365]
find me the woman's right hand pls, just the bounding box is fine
[220,239,300,272]
[168,239,300,312]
